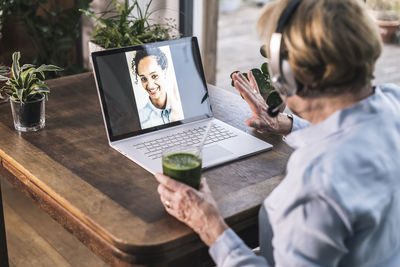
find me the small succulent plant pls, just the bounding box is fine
[0,52,63,103]
[230,45,283,108]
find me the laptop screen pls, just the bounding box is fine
[92,37,212,142]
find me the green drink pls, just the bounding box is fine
[162,147,202,190]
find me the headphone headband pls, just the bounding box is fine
[276,0,302,33]
[268,0,303,96]
[267,0,303,117]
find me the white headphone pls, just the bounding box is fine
[268,0,303,98]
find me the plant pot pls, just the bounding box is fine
[10,95,45,132]
[376,19,400,43]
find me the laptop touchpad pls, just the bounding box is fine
[203,145,233,163]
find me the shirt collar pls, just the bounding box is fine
[147,96,171,115]
[285,86,381,149]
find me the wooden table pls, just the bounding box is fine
[0,73,292,266]
[0,179,9,266]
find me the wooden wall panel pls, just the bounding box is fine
[202,0,219,85]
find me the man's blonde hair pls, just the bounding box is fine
[257,0,382,97]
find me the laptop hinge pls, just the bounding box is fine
[110,117,213,146]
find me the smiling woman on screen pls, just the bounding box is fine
[154,0,400,266]
[133,47,184,129]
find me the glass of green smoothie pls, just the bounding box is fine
[162,145,202,190]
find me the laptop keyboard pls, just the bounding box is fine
[133,124,238,160]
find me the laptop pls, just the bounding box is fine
[91,37,272,174]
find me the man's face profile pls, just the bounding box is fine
[138,56,167,101]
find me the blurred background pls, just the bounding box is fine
[0,0,181,77]
[0,0,398,89]
[217,0,400,93]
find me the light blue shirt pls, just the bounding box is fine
[138,97,171,129]
[209,84,400,266]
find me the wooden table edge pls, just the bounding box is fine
[0,73,289,265]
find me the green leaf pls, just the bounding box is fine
[16,88,24,103]
[17,75,23,88]
[266,91,283,107]
[260,45,268,58]
[12,52,21,81]
[31,82,49,91]
[0,84,12,97]
[0,66,9,74]
[9,79,19,87]
[0,91,6,99]
[0,85,13,93]
[0,75,9,81]
[21,68,36,88]
[37,71,45,80]
[36,64,64,73]
[251,68,273,95]
[29,84,50,97]
[26,77,40,92]
[261,62,269,76]
[21,64,36,71]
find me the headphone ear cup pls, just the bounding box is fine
[281,60,297,96]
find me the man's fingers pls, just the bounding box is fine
[155,173,188,192]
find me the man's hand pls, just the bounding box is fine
[155,173,228,247]
[232,71,292,135]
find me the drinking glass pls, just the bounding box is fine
[162,145,202,190]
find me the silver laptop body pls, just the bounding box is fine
[91,37,272,174]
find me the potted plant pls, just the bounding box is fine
[0,65,12,103]
[0,52,63,132]
[374,10,400,43]
[230,45,283,109]
[1,0,91,76]
[80,0,179,56]
[367,0,400,43]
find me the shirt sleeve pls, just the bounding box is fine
[291,114,311,132]
[272,197,350,267]
[209,228,270,267]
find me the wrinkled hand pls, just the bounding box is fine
[232,71,292,135]
[155,173,228,247]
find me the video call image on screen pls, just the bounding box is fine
[94,38,212,140]
[125,46,184,130]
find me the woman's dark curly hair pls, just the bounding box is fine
[132,47,168,76]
